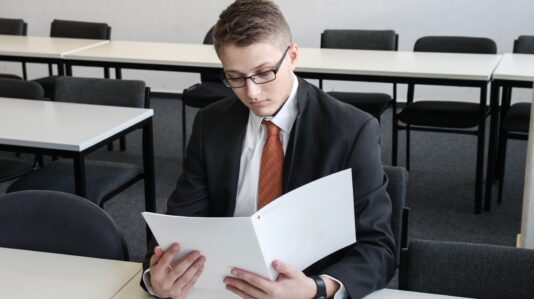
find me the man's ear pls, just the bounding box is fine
[288,43,299,70]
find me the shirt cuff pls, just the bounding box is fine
[142,268,165,298]
[320,274,348,299]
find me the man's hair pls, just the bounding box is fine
[212,0,292,56]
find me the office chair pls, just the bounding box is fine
[496,35,534,204]
[383,165,410,266]
[0,190,129,260]
[181,27,234,156]
[399,239,534,298]
[396,36,497,214]
[0,78,45,183]
[6,77,149,209]
[32,19,111,100]
[320,29,398,122]
[0,17,28,80]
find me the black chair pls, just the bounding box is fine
[0,78,45,183]
[399,239,534,298]
[0,190,128,260]
[383,165,410,266]
[32,19,112,100]
[0,18,28,80]
[396,36,497,214]
[6,77,149,209]
[181,27,234,156]
[496,35,534,203]
[320,29,398,123]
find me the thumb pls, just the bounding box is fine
[272,260,299,278]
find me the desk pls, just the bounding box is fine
[64,43,501,213]
[0,97,156,212]
[0,35,109,76]
[113,273,471,299]
[485,54,534,214]
[364,289,471,299]
[0,247,141,299]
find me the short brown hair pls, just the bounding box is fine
[212,0,292,56]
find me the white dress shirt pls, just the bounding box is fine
[144,74,346,298]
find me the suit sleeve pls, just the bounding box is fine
[321,117,396,298]
[141,108,211,289]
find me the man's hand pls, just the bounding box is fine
[224,259,333,299]
[149,243,205,299]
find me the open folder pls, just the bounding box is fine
[142,169,356,291]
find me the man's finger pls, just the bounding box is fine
[272,260,298,278]
[151,243,180,277]
[167,250,202,282]
[177,263,205,298]
[225,277,265,299]
[171,255,205,291]
[149,246,164,267]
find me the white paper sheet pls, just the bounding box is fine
[143,169,356,291]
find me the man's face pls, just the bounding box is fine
[219,42,299,117]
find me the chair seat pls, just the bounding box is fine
[182,82,234,108]
[0,73,23,80]
[328,91,391,119]
[398,101,487,128]
[503,102,530,133]
[0,158,34,182]
[7,159,143,206]
[33,75,60,99]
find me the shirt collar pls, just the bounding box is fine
[249,73,299,135]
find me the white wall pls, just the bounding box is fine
[1,0,533,102]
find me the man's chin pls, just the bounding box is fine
[250,107,274,117]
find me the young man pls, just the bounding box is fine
[142,1,395,298]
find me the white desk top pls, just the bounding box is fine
[364,289,471,299]
[114,272,471,299]
[64,40,222,68]
[297,48,502,81]
[64,41,501,81]
[492,53,534,82]
[0,34,109,59]
[0,247,141,299]
[0,97,153,151]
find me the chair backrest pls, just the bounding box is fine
[200,26,223,83]
[399,239,534,298]
[514,35,534,54]
[54,77,148,108]
[321,29,398,51]
[0,18,27,35]
[0,190,129,260]
[414,36,497,54]
[384,165,409,266]
[50,19,111,40]
[0,78,45,100]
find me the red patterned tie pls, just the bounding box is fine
[258,120,284,209]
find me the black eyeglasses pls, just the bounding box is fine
[222,46,290,88]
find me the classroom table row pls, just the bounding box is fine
[1,34,534,242]
[0,246,470,299]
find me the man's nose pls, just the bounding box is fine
[245,79,261,99]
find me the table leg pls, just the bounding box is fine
[484,82,500,211]
[73,154,87,198]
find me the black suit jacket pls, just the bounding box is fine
[143,77,395,298]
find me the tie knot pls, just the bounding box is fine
[262,120,280,137]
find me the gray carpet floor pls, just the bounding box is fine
[0,95,527,268]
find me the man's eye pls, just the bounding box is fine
[228,78,244,82]
[255,72,272,78]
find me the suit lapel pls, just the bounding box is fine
[283,77,310,192]
[219,99,249,216]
